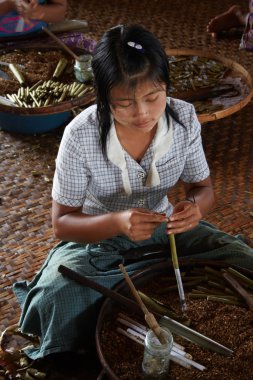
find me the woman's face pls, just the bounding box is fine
[109,79,167,134]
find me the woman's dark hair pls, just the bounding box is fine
[92,24,182,156]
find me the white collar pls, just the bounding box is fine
[107,113,173,195]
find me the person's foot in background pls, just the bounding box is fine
[207,5,246,37]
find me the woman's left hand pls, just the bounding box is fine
[15,0,45,20]
[167,200,202,234]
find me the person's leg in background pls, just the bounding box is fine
[207,4,248,37]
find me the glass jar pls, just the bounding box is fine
[74,54,93,83]
[142,328,173,379]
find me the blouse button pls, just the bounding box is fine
[137,172,145,179]
[138,199,145,207]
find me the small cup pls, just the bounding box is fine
[74,54,93,83]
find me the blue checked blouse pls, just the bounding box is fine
[52,97,210,217]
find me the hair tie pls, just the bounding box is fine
[127,41,145,52]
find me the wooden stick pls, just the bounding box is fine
[42,26,80,61]
[119,264,167,344]
[227,267,253,289]
[223,271,253,311]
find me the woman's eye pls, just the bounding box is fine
[146,95,159,102]
[114,102,133,108]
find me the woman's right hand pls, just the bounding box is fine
[115,208,167,241]
[52,201,167,244]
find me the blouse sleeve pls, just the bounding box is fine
[52,123,90,207]
[180,104,210,183]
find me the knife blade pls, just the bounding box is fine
[0,61,25,69]
[0,95,17,106]
[0,69,10,80]
[159,315,233,356]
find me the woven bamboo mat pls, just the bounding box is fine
[1,0,253,340]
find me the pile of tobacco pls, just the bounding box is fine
[99,265,253,380]
[0,265,252,379]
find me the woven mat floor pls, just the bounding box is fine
[1,0,253,349]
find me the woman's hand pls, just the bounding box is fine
[167,177,215,235]
[116,208,167,242]
[167,200,202,235]
[52,201,168,243]
[14,0,66,22]
[15,0,45,20]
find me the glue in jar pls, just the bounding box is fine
[142,328,173,379]
[74,54,93,83]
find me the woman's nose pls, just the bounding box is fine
[134,101,149,115]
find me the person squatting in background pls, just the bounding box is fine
[0,0,67,36]
[0,0,95,52]
[207,2,253,50]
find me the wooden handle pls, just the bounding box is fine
[42,26,80,61]
[223,271,253,311]
[119,264,167,344]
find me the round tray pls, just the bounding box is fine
[166,48,253,123]
[0,92,95,134]
[0,46,95,134]
[96,259,253,380]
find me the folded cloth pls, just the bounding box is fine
[0,11,47,37]
[240,12,253,50]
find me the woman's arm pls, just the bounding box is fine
[52,200,167,243]
[0,1,16,15]
[16,0,67,23]
[167,176,215,234]
[183,175,215,217]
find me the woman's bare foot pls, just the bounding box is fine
[207,5,244,37]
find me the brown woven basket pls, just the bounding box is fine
[0,45,96,113]
[166,48,253,123]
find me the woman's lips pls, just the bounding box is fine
[134,120,151,128]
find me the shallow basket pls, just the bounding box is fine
[166,48,253,123]
[0,91,95,134]
[95,259,253,380]
[0,44,96,134]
